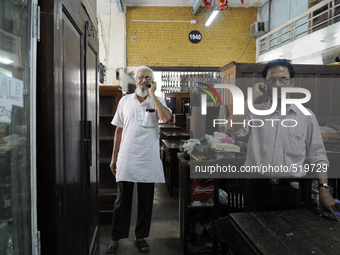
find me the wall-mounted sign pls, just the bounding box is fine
[189,30,202,44]
[0,72,23,123]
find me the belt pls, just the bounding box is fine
[269,178,300,185]
[248,177,300,185]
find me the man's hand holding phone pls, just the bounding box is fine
[147,81,157,94]
[252,82,267,103]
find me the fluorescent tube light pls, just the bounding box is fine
[0,57,14,65]
[205,8,219,27]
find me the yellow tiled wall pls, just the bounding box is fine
[126,6,257,67]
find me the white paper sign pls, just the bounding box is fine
[0,72,24,123]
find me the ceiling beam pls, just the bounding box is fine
[115,0,124,13]
[192,0,201,15]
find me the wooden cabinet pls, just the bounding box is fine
[164,92,191,114]
[99,86,123,220]
[177,153,323,255]
[161,139,182,197]
[219,62,266,117]
[164,92,191,128]
[178,153,247,254]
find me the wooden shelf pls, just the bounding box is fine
[99,137,113,141]
[178,153,247,254]
[99,86,123,220]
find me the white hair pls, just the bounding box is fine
[134,66,154,81]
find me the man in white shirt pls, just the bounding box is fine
[228,59,338,221]
[105,66,172,255]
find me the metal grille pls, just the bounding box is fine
[160,71,221,93]
[0,29,19,55]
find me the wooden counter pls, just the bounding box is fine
[159,123,181,132]
[214,209,340,255]
[160,130,190,141]
[161,139,182,197]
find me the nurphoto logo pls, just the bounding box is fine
[199,84,312,128]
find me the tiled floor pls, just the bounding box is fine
[99,183,183,255]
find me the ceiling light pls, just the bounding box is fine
[205,8,219,27]
[0,57,14,65]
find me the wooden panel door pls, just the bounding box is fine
[37,1,99,255]
[60,9,85,255]
[84,21,100,255]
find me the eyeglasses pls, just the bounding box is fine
[138,75,152,81]
[265,77,290,86]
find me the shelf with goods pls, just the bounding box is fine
[178,153,247,254]
[178,154,216,254]
[99,85,122,220]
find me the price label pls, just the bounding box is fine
[189,30,202,44]
[0,107,11,120]
[0,72,23,123]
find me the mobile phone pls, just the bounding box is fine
[146,83,151,88]
[260,85,267,93]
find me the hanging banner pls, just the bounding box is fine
[0,72,23,123]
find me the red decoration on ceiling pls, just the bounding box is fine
[203,0,245,11]
[219,0,228,11]
[202,0,213,10]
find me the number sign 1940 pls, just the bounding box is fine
[189,30,202,44]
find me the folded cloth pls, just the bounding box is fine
[326,123,340,131]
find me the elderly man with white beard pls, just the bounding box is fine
[105,66,172,255]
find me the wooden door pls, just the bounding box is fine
[60,9,85,255]
[37,1,99,254]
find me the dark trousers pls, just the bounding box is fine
[244,179,301,212]
[111,181,155,241]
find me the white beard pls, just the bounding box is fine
[135,86,149,98]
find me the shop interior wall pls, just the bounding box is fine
[126,6,257,68]
[97,6,257,91]
[97,12,126,87]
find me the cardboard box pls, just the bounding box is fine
[191,179,214,206]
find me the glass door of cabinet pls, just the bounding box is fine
[0,0,38,254]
